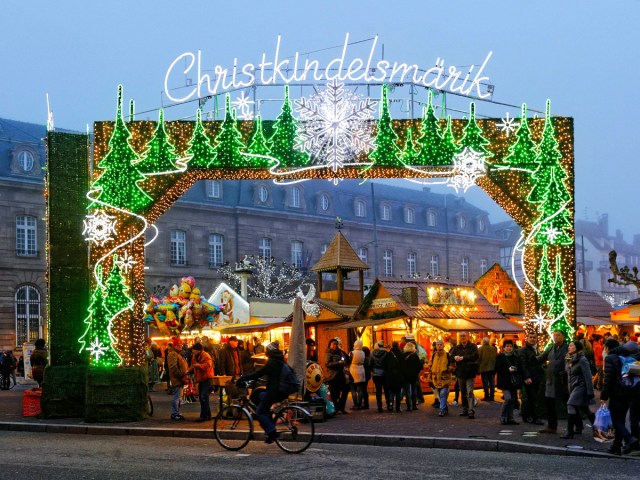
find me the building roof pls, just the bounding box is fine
[311,231,369,272]
[576,290,614,319]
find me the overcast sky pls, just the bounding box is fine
[1,0,638,237]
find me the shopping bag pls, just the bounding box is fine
[593,405,614,443]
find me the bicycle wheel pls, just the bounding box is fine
[146,395,154,416]
[274,406,315,454]
[214,405,253,451]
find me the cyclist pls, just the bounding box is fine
[236,341,287,443]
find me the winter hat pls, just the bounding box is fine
[503,339,514,347]
[604,338,620,351]
[266,341,280,355]
[377,340,385,349]
[571,340,583,352]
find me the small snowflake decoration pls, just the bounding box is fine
[231,91,254,120]
[295,80,377,172]
[497,112,519,138]
[83,210,117,246]
[542,226,561,244]
[447,148,486,193]
[115,250,137,274]
[86,337,108,362]
[530,310,552,332]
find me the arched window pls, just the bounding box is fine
[405,207,415,224]
[15,285,40,346]
[427,210,437,227]
[209,234,224,267]
[478,217,486,233]
[381,204,391,221]
[291,187,301,208]
[18,151,34,172]
[258,185,269,203]
[355,200,366,217]
[16,215,37,256]
[320,194,330,211]
[206,180,221,199]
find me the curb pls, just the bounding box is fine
[0,421,629,459]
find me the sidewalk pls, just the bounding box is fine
[0,385,633,459]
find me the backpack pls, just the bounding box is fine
[279,362,301,397]
[618,355,640,392]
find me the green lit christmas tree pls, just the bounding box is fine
[547,253,574,338]
[401,128,418,165]
[458,103,492,159]
[186,109,216,168]
[534,168,573,245]
[440,116,457,166]
[503,104,538,170]
[268,86,308,168]
[79,266,121,367]
[528,100,567,203]
[91,85,152,212]
[247,115,273,167]
[369,85,402,167]
[415,92,446,166]
[210,95,247,168]
[104,255,134,318]
[135,109,183,174]
[537,246,554,306]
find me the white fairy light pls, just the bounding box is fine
[447,147,486,193]
[497,112,519,137]
[83,210,118,246]
[295,79,377,172]
[86,337,108,362]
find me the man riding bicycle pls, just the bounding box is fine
[236,341,287,443]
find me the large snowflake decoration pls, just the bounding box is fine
[497,112,519,138]
[115,250,137,274]
[447,147,486,193]
[295,80,377,172]
[291,284,321,317]
[83,210,117,246]
[86,337,108,362]
[231,91,254,120]
[530,310,553,332]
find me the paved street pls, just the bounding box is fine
[0,431,633,480]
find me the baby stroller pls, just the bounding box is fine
[181,377,198,404]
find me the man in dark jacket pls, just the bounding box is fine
[217,336,243,380]
[385,341,406,413]
[537,330,568,434]
[450,332,479,419]
[237,341,286,443]
[518,332,545,425]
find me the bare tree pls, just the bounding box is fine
[608,250,640,293]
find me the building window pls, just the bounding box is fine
[461,256,469,282]
[427,210,437,227]
[259,238,272,259]
[18,151,34,172]
[480,259,488,275]
[15,285,40,346]
[16,215,37,256]
[459,216,467,230]
[320,194,330,211]
[430,255,439,277]
[209,234,224,267]
[206,180,221,199]
[291,187,301,208]
[407,252,417,276]
[381,204,391,221]
[405,208,415,224]
[358,247,368,277]
[321,243,329,255]
[291,241,304,268]
[478,217,486,233]
[258,185,269,203]
[171,230,186,265]
[500,247,512,268]
[355,200,366,217]
[383,250,393,276]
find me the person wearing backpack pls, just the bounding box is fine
[236,341,295,444]
[601,338,640,455]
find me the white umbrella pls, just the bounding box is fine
[288,296,306,393]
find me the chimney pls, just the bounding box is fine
[402,287,419,306]
[599,213,609,236]
[616,229,623,241]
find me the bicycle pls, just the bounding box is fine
[213,380,314,454]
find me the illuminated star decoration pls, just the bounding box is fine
[83,210,117,246]
[447,147,486,193]
[496,112,519,138]
[231,91,255,120]
[115,250,137,274]
[542,226,561,244]
[295,79,377,172]
[86,337,108,362]
[530,310,552,332]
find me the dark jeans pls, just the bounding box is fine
[521,380,541,421]
[453,379,460,402]
[545,396,558,430]
[481,371,495,399]
[329,379,349,413]
[610,397,633,447]
[630,397,640,439]
[389,387,403,411]
[255,390,277,435]
[351,381,367,408]
[198,378,212,419]
[404,380,418,409]
[0,369,9,390]
[373,376,389,409]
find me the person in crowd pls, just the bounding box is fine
[325,338,350,414]
[17,355,24,378]
[385,341,406,413]
[537,330,569,434]
[593,335,604,390]
[517,331,544,425]
[601,338,640,455]
[218,336,243,380]
[427,339,455,416]
[30,339,48,388]
[405,334,425,404]
[306,338,318,362]
[349,340,366,410]
[403,342,422,411]
[237,339,255,375]
[478,337,497,402]
[561,340,596,439]
[451,332,479,419]
[167,337,189,421]
[1,350,13,390]
[371,340,389,413]
[361,345,371,410]
[201,336,217,368]
[144,339,159,391]
[399,336,407,351]
[495,339,522,425]
[253,337,265,355]
[189,342,215,422]
[236,341,288,444]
